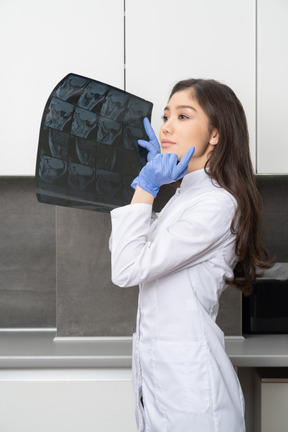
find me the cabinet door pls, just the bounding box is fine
[257,0,288,173]
[0,369,136,432]
[126,0,256,166]
[261,383,288,432]
[0,0,124,175]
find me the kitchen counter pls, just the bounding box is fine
[1,330,288,368]
[226,334,288,367]
[0,330,131,368]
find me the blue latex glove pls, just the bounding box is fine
[138,118,161,162]
[131,147,195,197]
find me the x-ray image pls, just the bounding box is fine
[95,170,123,205]
[75,137,96,166]
[123,125,148,167]
[100,89,129,121]
[78,81,108,111]
[95,143,117,172]
[96,117,122,146]
[45,98,74,132]
[71,108,98,139]
[54,75,88,103]
[49,129,70,160]
[39,156,67,184]
[35,73,153,212]
[123,124,145,151]
[123,96,152,128]
[68,164,95,191]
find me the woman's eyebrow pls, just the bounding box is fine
[164,105,197,112]
[176,104,197,112]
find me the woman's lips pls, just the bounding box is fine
[161,139,176,148]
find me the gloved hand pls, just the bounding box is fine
[131,147,195,197]
[138,118,161,162]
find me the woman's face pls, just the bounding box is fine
[159,89,218,173]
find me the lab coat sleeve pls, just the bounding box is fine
[110,193,236,287]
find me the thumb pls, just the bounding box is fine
[174,147,195,179]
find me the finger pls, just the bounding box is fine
[138,139,156,156]
[143,117,159,143]
[138,139,156,162]
[178,147,195,168]
[167,152,179,165]
[174,147,195,178]
[138,139,150,150]
[161,152,177,173]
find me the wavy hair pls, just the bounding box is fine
[169,78,274,295]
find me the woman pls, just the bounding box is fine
[110,79,273,432]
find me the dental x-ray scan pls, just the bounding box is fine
[35,73,153,212]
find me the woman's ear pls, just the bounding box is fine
[209,129,219,146]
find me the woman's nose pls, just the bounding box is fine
[161,118,173,134]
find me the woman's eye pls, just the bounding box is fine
[161,115,169,122]
[179,114,189,120]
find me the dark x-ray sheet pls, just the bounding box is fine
[35,73,153,212]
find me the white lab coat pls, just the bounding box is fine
[110,168,245,432]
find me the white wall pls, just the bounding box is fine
[0,0,287,175]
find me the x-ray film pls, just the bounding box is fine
[35,73,153,212]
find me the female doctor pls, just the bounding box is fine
[109,79,272,432]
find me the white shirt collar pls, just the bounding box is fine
[180,168,213,192]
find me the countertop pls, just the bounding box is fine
[1,330,288,369]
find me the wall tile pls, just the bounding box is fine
[0,177,56,327]
[217,288,242,336]
[56,207,138,336]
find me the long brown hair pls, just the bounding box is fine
[169,78,274,296]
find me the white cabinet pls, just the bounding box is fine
[1,0,287,175]
[0,369,137,432]
[0,0,124,175]
[125,0,256,167]
[257,0,288,174]
[255,368,288,432]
